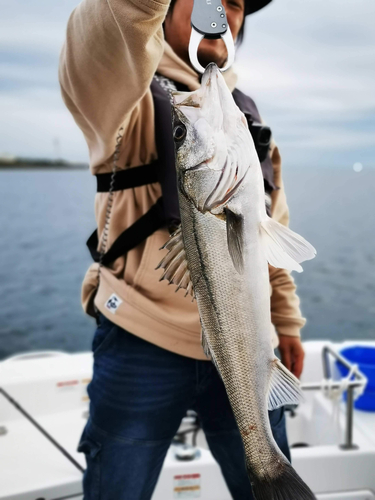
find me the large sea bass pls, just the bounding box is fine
[157,63,316,500]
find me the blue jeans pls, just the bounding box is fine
[77,313,290,500]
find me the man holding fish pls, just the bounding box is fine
[59,0,315,498]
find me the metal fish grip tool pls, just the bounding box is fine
[189,0,235,74]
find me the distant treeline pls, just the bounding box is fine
[0,157,88,169]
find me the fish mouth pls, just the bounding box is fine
[202,62,220,85]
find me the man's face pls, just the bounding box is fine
[164,0,245,70]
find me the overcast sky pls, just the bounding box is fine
[0,0,374,168]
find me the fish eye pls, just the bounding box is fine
[173,124,187,142]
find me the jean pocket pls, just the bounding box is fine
[78,427,102,500]
[92,318,117,358]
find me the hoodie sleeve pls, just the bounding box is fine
[58,0,169,169]
[269,144,306,338]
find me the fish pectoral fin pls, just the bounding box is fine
[260,217,316,273]
[268,357,303,411]
[156,226,194,298]
[225,207,244,274]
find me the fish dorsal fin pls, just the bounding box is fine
[260,217,316,273]
[225,207,244,274]
[156,226,194,298]
[268,358,303,411]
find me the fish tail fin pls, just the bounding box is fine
[250,462,316,500]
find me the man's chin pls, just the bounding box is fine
[197,44,227,70]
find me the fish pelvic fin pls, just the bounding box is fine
[156,226,194,298]
[260,216,316,273]
[201,327,211,359]
[268,357,303,411]
[201,326,224,380]
[250,461,316,500]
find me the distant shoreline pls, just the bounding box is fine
[0,160,88,170]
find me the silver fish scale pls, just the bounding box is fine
[179,188,287,481]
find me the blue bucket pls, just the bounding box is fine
[336,346,375,412]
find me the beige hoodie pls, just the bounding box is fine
[59,0,306,359]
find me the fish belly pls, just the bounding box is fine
[180,194,279,478]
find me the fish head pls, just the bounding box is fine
[172,63,257,213]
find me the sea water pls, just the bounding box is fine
[0,167,374,360]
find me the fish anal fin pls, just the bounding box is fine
[268,358,303,411]
[156,225,194,297]
[225,207,244,274]
[260,217,316,273]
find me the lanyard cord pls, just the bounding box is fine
[96,127,124,286]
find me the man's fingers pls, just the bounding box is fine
[292,351,304,379]
[279,346,291,372]
[278,335,305,379]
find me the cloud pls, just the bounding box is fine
[0,0,374,166]
[0,0,87,161]
[235,0,375,167]
[0,87,87,160]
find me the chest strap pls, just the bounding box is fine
[96,163,159,192]
[87,194,164,265]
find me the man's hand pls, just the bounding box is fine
[278,335,305,379]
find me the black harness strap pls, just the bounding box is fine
[151,79,181,229]
[86,230,101,263]
[96,163,159,192]
[87,197,165,264]
[100,197,164,266]
[232,88,277,194]
[86,78,178,266]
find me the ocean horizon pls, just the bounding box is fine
[0,166,374,360]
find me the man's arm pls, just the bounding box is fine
[269,265,306,378]
[59,0,170,169]
[269,144,306,378]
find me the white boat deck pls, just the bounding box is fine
[0,341,374,500]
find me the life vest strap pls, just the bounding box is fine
[96,162,159,192]
[86,197,165,265]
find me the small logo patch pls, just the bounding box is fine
[105,294,123,314]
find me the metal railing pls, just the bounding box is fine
[299,345,368,450]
